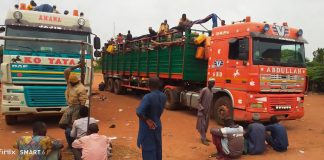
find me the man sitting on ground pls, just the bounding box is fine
[70,106,97,139]
[72,123,111,160]
[266,116,289,152]
[14,121,63,160]
[244,114,266,155]
[210,118,244,160]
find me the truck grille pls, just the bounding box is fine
[270,74,298,80]
[24,86,67,107]
[268,97,295,112]
[260,74,304,92]
[11,64,80,84]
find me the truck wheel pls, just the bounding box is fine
[5,115,18,125]
[114,79,126,94]
[164,88,180,110]
[107,78,114,92]
[213,96,233,125]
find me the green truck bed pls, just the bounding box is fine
[102,32,208,82]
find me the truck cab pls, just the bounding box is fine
[208,18,306,123]
[1,6,96,124]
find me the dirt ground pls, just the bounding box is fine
[0,73,324,160]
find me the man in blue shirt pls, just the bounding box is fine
[136,77,167,160]
[244,114,266,154]
[266,116,289,152]
[34,4,53,13]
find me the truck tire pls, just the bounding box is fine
[164,88,180,110]
[107,78,114,92]
[213,96,233,125]
[114,79,126,94]
[5,115,18,125]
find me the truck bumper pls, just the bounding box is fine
[234,107,304,122]
[233,93,305,122]
[2,105,67,116]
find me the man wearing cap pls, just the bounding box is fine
[244,114,266,155]
[196,78,215,145]
[210,118,244,160]
[59,64,88,149]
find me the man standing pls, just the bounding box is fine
[126,30,133,41]
[72,123,111,160]
[244,114,266,155]
[210,118,244,160]
[59,64,88,149]
[116,33,124,50]
[178,13,192,32]
[136,77,167,160]
[158,20,170,35]
[196,78,215,145]
[15,121,63,160]
[266,116,289,152]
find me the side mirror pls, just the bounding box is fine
[93,36,101,50]
[94,50,101,57]
[0,27,5,33]
[238,38,249,61]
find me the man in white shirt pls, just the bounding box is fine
[70,106,97,139]
[210,118,244,160]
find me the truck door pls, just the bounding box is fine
[225,37,249,91]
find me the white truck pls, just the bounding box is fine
[0,6,101,124]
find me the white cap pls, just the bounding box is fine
[208,77,215,82]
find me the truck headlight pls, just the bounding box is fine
[78,18,86,27]
[13,11,23,21]
[3,95,20,101]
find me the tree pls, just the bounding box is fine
[312,48,324,64]
[307,48,324,92]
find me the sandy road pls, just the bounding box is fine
[0,73,324,160]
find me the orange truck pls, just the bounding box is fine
[101,16,307,124]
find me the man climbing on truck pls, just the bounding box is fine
[59,64,88,149]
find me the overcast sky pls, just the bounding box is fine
[0,0,323,59]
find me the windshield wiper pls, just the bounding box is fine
[7,45,35,52]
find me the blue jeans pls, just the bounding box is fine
[65,128,75,148]
[266,135,287,152]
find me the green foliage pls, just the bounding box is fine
[312,48,324,64]
[307,48,324,92]
[94,57,102,72]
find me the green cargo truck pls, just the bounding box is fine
[102,30,208,109]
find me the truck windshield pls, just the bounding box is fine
[253,38,306,67]
[5,27,89,54]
